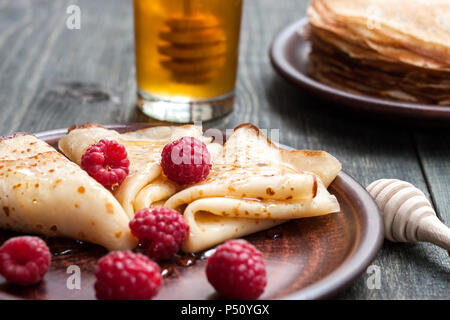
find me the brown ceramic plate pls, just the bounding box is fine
[0,124,383,300]
[269,18,450,126]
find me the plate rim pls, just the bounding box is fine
[269,17,450,124]
[0,124,384,300]
[282,171,384,299]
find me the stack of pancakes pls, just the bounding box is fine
[306,0,450,105]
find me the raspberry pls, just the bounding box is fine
[129,208,189,260]
[161,136,211,185]
[81,139,130,189]
[94,251,161,300]
[206,239,267,300]
[0,236,51,286]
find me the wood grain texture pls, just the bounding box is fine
[0,0,448,299]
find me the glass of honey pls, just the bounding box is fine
[133,0,243,123]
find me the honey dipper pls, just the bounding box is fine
[367,179,450,251]
[158,0,226,83]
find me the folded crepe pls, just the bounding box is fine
[58,124,210,218]
[306,0,450,105]
[0,134,136,250]
[164,124,341,252]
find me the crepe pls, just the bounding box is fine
[59,123,341,253]
[164,124,341,252]
[58,124,210,218]
[0,134,136,250]
[306,0,450,105]
[308,0,450,68]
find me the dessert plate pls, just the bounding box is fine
[269,18,450,126]
[0,124,383,300]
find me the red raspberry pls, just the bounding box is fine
[94,251,161,300]
[0,236,51,286]
[81,139,130,189]
[206,239,267,300]
[129,208,189,260]
[161,136,211,185]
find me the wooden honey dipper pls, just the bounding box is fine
[158,0,227,83]
[367,179,450,251]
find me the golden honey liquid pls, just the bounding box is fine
[134,0,243,101]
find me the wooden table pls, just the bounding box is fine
[0,0,448,299]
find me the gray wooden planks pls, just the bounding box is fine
[0,0,137,134]
[0,0,448,299]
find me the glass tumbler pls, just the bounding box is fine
[133,0,243,123]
